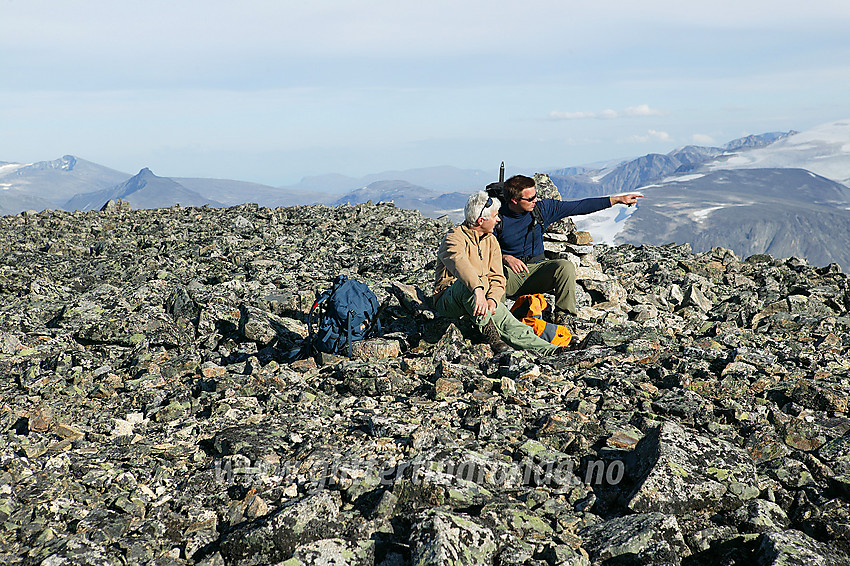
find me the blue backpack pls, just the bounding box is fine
[308,275,382,357]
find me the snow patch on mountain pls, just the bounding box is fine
[705,120,850,185]
[692,206,723,222]
[665,173,706,184]
[640,173,707,190]
[573,202,638,244]
[0,163,31,176]
[689,203,754,223]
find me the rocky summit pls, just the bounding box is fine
[1,193,850,566]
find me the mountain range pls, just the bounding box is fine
[564,120,850,269]
[0,155,129,215]
[2,119,849,268]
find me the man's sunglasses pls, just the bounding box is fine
[518,192,538,202]
[479,196,493,220]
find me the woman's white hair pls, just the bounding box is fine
[464,190,501,226]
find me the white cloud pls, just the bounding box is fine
[549,111,599,120]
[550,105,664,120]
[624,104,664,117]
[692,133,716,145]
[622,129,672,143]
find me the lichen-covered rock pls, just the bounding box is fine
[626,421,760,514]
[820,432,850,480]
[409,510,497,566]
[754,529,847,566]
[580,512,691,564]
[219,491,344,565]
[282,538,375,566]
[351,338,402,361]
[725,498,791,534]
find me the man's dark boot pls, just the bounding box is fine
[570,329,604,350]
[482,320,512,355]
[554,309,573,327]
[553,330,605,354]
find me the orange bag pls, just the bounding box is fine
[510,294,572,347]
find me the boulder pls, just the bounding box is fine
[626,421,760,514]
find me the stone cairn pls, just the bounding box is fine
[535,173,628,325]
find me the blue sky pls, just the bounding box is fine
[2,0,849,186]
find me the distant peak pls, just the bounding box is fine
[54,155,77,171]
[723,131,795,152]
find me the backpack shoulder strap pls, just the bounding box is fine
[346,311,354,358]
[531,205,544,228]
[530,205,546,253]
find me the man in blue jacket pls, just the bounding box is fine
[497,175,642,324]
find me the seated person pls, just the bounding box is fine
[497,174,642,324]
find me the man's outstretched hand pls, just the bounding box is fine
[610,193,643,207]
